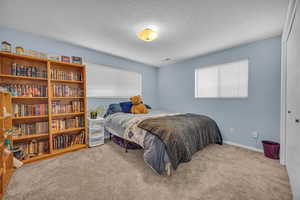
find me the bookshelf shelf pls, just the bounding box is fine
[52,97,84,100]
[0,116,11,120]
[21,153,52,164]
[52,112,84,117]
[22,144,86,164]
[53,144,86,154]
[0,74,47,81]
[13,133,49,141]
[51,79,84,84]
[0,52,87,165]
[12,97,48,99]
[0,51,48,63]
[12,115,48,120]
[52,127,85,135]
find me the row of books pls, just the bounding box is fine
[52,116,84,131]
[13,140,49,160]
[1,83,47,97]
[11,63,47,78]
[52,100,84,114]
[51,69,82,81]
[53,131,85,150]
[52,84,83,97]
[13,121,49,136]
[13,104,48,117]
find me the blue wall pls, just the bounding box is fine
[158,36,281,150]
[0,27,281,150]
[0,27,159,113]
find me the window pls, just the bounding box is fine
[195,59,248,98]
[86,63,142,98]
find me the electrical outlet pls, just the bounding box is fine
[230,128,235,133]
[252,131,259,139]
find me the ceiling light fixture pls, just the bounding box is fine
[137,28,158,42]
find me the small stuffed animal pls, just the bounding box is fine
[130,95,148,114]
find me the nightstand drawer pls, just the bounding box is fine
[89,136,104,147]
[89,128,104,138]
[88,119,104,129]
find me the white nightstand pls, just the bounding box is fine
[88,117,105,147]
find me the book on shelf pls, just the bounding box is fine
[52,116,84,131]
[52,84,83,97]
[61,56,71,63]
[53,131,85,150]
[0,83,47,97]
[51,69,82,81]
[13,121,48,137]
[52,100,83,114]
[71,56,82,64]
[13,140,49,160]
[13,104,48,117]
[11,63,47,78]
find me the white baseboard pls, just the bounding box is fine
[223,141,263,153]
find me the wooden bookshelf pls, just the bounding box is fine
[0,91,14,199]
[0,51,87,165]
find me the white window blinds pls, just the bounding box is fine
[86,63,142,98]
[195,59,248,98]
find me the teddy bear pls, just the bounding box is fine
[130,95,148,114]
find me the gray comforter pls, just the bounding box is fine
[138,114,222,170]
[104,111,222,175]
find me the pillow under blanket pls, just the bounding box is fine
[104,104,123,118]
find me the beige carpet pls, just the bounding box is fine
[5,142,292,200]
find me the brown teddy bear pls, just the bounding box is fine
[130,95,148,114]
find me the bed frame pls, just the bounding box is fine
[107,130,172,176]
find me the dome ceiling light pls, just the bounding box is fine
[137,28,158,42]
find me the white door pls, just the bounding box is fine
[286,1,300,199]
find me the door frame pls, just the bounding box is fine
[280,0,298,165]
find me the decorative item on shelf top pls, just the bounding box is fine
[72,56,82,64]
[89,106,104,119]
[25,49,48,59]
[21,47,47,58]
[26,49,39,57]
[48,54,60,61]
[1,41,12,52]
[15,46,24,55]
[61,56,71,63]
[39,52,48,59]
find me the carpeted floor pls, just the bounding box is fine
[5,141,292,200]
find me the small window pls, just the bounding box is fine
[195,59,248,98]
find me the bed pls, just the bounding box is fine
[104,109,222,175]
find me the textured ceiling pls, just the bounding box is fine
[0,0,288,67]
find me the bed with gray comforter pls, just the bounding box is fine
[104,110,222,175]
